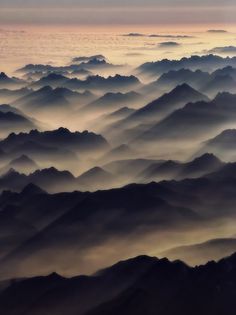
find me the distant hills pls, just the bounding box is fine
[197,129,236,161]
[132,92,236,146]
[137,54,236,77]
[0,72,26,89]
[0,127,108,154]
[81,91,142,114]
[137,153,223,182]
[14,86,95,113]
[162,238,236,265]
[0,110,36,137]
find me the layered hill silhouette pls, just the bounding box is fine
[0,72,26,89]
[125,84,208,125]
[0,110,36,137]
[137,153,223,182]
[1,165,236,279]
[1,253,236,315]
[137,54,236,77]
[80,91,142,114]
[0,128,108,154]
[17,57,121,76]
[197,129,236,161]
[14,86,95,113]
[145,67,236,97]
[0,180,201,279]
[102,84,208,143]
[1,51,236,314]
[0,155,38,175]
[162,238,236,265]
[0,87,31,103]
[132,92,236,146]
[63,75,141,93]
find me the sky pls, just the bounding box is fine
[0,0,235,26]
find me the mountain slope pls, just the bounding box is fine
[1,253,236,315]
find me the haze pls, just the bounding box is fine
[0,0,236,25]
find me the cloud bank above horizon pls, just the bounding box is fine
[0,0,235,26]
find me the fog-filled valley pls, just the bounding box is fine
[1,27,236,314]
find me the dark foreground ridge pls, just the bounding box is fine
[0,253,236,315]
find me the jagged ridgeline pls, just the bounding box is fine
[1,49,236,315]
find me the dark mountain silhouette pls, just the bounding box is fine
[16,58,120,78]
[72,54,106,63]
[177,153,223,179]
[0,72,26,89]
[0,155,38,175]
[63,75,141,93]
[198,129,236,161]
[201,74,236,97]
[126,84,208,125]
[0,87,31,103]
[76,58,122,71]
[162,238,236,265]
[0,184,85,259]
[81,91,142,114]
[1,170,236,280]
[206,162,236,181]
[137,54,236,77]
[153,69,211,90]
[0,104,25,115]
[14,86,69,110]
[0,111,36,137]
[77,167,115,190]
[106,84,209,144]
[31,73,69,89]
[17,63,92,75]
[0,104,43,131]
[0,164,116,193]
[0,128,109,154]
[212,66,236,80]
[22,70,62,82]
[138,160,180,182]
[133,92,236,144]
[1,253,236,315]
[13,86,94,113]
[0,167,77,193]
[144,68,236,97]
[20,183,47,196]
[87,253,236,315]
[4,140,77,166]
[3,51,236,315]
[138,153,222,183]
[0,181,198,279]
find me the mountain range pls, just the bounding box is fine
[0,252,236,315]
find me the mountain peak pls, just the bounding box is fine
[192,153,220,164]
[21,183,46,196]
[10,154,35,164]
[171,83,202,96]
[0,72,9,79]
